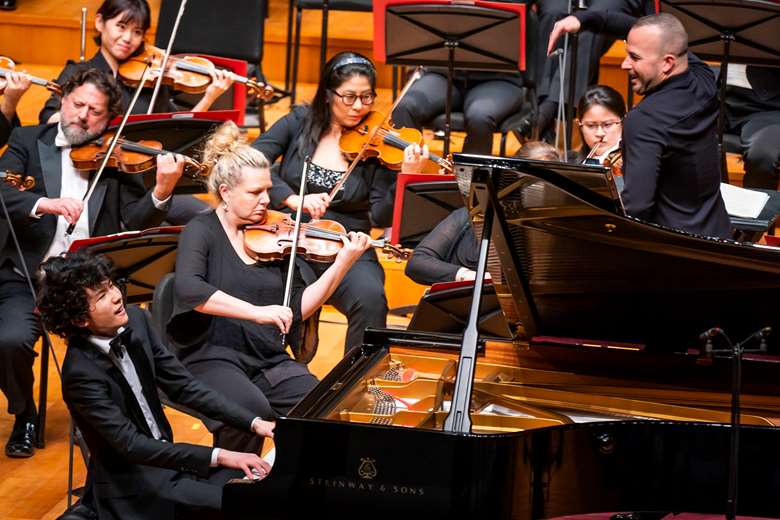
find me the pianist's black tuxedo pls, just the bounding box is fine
[63,306,257,519]
[0,122,167,418]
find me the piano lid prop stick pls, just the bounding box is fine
[443,192,494,434]
[148,0,187,114]
[66,64,152,235]
[79,8,87,62]
[280,157,312,347]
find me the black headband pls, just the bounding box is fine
[332,55,374,71]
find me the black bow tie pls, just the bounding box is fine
[109,328,133,359]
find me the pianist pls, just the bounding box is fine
[549,13,732,239]
[37,251,274,520]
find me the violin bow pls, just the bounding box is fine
[280,157,312,346]
[148,0,188,114]
[66,64,152,235]
[327,66,424,200]
[79,8,87,63]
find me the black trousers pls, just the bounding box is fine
[0,264,40,415]
[305,248,388,355]
[391,72,525,155]
[536,0,652,104]
[186,357,318,453]
[739,111,780,189]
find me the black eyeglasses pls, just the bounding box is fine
[330,90,376,106]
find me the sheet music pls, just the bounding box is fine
[720,182,770,219]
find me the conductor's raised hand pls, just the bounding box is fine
[335,231,372,266]
[547,15,582,56]
[216,449,272,480]
[36,197,84,225]
[153,153,186,201]
[254,304,293,333]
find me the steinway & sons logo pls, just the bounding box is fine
[306,456,425,496]
[358,458,377,480]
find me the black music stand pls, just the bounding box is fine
[396,180,463,246]
[69,227,182,304]
[659,0,780,182]
[378,1,525,156]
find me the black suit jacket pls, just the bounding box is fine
[0,112,19,148]
[62,306,258,519]
[0,123,168,274]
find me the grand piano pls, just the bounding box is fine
[223,155,780,519]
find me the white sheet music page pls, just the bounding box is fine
[720,183,770,219]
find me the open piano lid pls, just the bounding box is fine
[453,153,780,352]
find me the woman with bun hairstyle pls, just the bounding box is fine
[169,121,372,452]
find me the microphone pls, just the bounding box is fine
[697,327,721,364]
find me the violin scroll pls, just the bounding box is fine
[1,170,36,191]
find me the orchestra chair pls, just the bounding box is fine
[155,0,273,130]
[150,274,212,433]
[415,5,540,156]
[286,0,374,105]
[428,87,537,156]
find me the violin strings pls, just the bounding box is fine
[372,127,444,164]
[277,221,382,247]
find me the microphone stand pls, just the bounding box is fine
[698,326,772,520]
[0,183,64,449]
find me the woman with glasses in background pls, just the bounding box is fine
[575,85,626,169]
[251,51,424,356]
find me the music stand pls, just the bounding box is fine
[390,173,463,246]
[106,111,239,194]
[374,0,527,156]
[69,227,182,304]
[658,0,780,182]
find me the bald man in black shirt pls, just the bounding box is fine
[549,12,731,239]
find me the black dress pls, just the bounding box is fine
[405,207,479,285]
[252,105,394,354]
[169,211,318,452]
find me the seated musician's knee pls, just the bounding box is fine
[0,327,37,362]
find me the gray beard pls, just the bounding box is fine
[61,124,103,147]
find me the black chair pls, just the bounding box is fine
[150,273,211,427]
[155,0,275,130]
[426,8,540,156]
[286,0,373,105]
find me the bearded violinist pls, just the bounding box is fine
[0,68,185,459]
[549,12,731,239]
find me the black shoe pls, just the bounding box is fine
[0,0,17,11]
[5,415,36,458]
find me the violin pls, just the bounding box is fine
[243,210,411,263]
[118,46,275,100]
[0,57,62,96]
[70,131,207,178]
[340,111,452,173]
[1,169,36,191]
[604,145,623,177]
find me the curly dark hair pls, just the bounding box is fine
[37,252,117,339]
[61,68,123,118]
